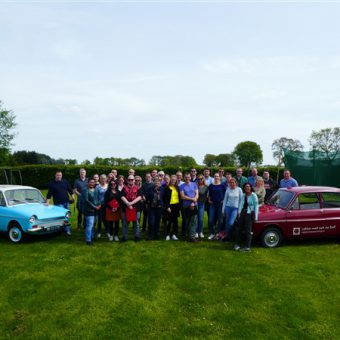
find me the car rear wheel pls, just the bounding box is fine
[261,227,282,248]
[8,224,25,243]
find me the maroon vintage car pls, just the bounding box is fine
[254,186,340,247]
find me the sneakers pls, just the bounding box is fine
[86,241,93,246]
[172,235,178,241]
[234,244,241,251]
[114,235,119,242]
[241,247,251,252]
[199,232,204,239]
[166,235,170,241]
[195,233,199,239]
[109,235,114,241]
[66,231,71,236]
[97,233,101,239]
[106,233,111,239]
[208,234,215,240]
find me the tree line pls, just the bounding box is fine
[0,101,339,167]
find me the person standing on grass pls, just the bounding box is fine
[120,175,143,242]
[180,173,199,242]
[163,175,180,241]
[95,174,108,239]
[74,168,88,230]
[82,178,101,246]
[46,170,75,236]
[203,167,213,186]
[254,178,266,206]
[222,178,242,240]
[247,168,262,188]
[176,171,184,186]
[207,173,226,240]
[141,173,154,233]
[263,170,278,201]
[234,183,259,252]
[104,179,122,242]
[117,175,125,192]
[196,175,208,239]
[233,168,248,189]
[145,176,164,240]
[190,168,199,183]
[280,169,298,188]
[218,168,227,183]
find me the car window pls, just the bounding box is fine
[5,189,45,206]
[296,193,320,210]
[0,192,6,206]
[321,193,340,208]
[267,190,294,209]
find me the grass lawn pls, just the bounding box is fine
[0,198,339,339]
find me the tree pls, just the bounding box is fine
[203,154,218,167]
[233,141,263,167]
[309,127,340,160]
[215,153,235,167]
[272,137,304,166]
[0,101,16,164]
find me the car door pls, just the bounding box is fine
[285,192,325,239]
[0,191,8,231]
[319,192,340,236]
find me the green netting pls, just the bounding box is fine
[284,149,340,188]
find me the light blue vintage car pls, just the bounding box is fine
[0,185,71,243]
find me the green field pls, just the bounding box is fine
[0,205,339,339]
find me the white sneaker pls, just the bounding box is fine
[97,233,101,239]
[114,236,119,242]
[166,235,170,241]
[234,244,241,251]
[109,235,114,241]
[172,235,178,241]
[106,233,111,239]
[195,233,199,238]
[208,234,215,240]
[199,232,204,238]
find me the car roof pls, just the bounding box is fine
[280,186,340,193]
[0,185,36,191]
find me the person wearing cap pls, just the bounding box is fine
[120,175,143,242]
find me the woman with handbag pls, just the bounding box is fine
[234,183,259,252]
[104,179,122,241]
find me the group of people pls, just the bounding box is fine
[46,167,299,251]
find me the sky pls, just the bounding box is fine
[0,1,340,165]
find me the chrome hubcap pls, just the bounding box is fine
[9,227,21,242]
[265,231,279,247]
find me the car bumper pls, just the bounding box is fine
[27,222,70,233]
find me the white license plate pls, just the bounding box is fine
[46,225,61,231]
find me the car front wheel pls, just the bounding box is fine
[8,224,25,243]
[261,227,282,248]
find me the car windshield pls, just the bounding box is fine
[267,189,294,209]
[5,189,45,206]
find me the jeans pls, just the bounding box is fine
[85,215,95,242]
[56,203,71,234]
[166,203,179,236]
[122,211,141,239]
[208,202,223,235]
[148,207,162,239]
[196,202,205,234]
[224,206,238,237]
[183,207,197,239]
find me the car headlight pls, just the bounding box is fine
[29,215,37,224]
[65,212,71,219]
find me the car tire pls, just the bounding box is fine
[261,227,282,248]
[8,223,25,243]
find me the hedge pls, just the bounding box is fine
[0,165,284,189]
